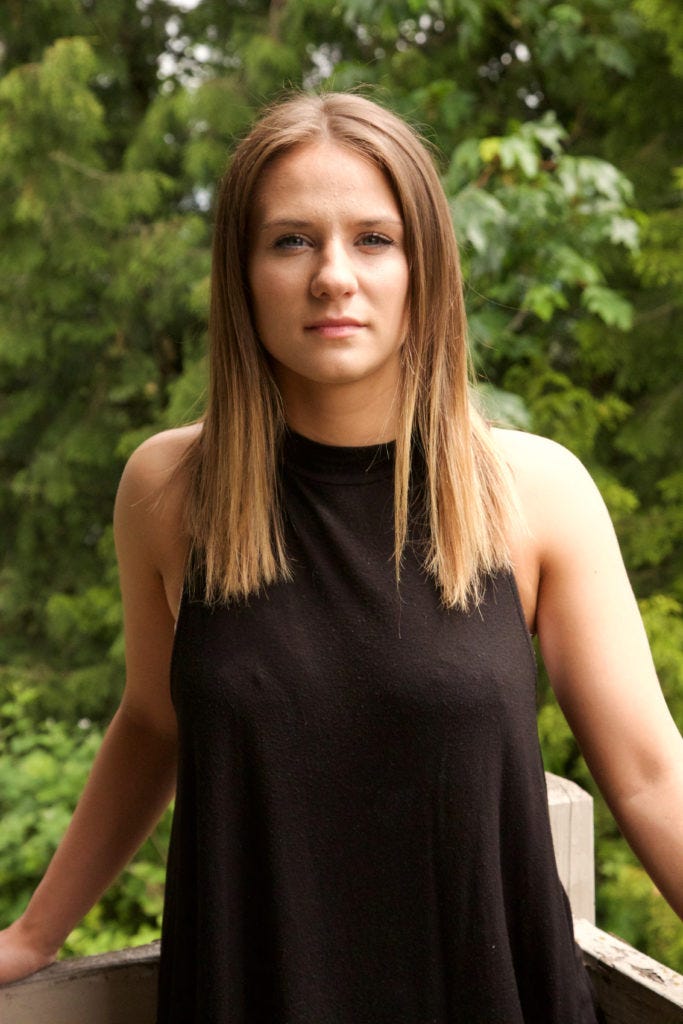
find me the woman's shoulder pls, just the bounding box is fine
[492,428,598,504]
[116,423,202,502]
[490,428,617,631]
[114,423,202,561]
[114,426,204,643]
[492,427,615,557]
[123,422,203,478]
[493,426,581,470]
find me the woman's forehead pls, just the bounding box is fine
[250,141,402,225]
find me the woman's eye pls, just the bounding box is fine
[273,234,309,250]
[359,232,393,248]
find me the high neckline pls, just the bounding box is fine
[282,429,395,483]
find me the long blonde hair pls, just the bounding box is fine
[184,92,516,609]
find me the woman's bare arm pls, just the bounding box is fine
[0,706,178,979]
[503,430,683,918]
[0,428,196,983]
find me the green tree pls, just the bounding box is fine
[0,35,210,720]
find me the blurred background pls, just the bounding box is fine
[0,0,682,968]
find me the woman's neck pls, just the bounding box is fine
[279,378,400,447]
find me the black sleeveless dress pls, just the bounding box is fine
[157,432,600,1023]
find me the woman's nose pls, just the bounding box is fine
[310,241,359,299]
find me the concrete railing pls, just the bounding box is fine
[0,943,159,1024]
[546,771,595,923]
[1,773,682,1023]
[576,918,683,1024]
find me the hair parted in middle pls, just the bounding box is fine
[183,91,518,609]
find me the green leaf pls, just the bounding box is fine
[479,137,501,164]
[581,285,634,329]
[522,284,569,322]
[499,136,539,178]
[594,36,636,76]
[474,383,532,429]
[449,187,507,254]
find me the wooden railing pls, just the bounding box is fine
[1,774,682,1023]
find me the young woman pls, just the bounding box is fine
[0,92,681,1023]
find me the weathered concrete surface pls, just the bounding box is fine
[576,917,683,1023]
[547,771,595,923]
[0,941,159,1024]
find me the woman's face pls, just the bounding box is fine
[247,142,409,423]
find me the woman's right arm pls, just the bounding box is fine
[0,429,195,984]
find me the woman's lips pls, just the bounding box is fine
[305,319,365,338]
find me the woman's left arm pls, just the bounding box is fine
[507,432,683,919]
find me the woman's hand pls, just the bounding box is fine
[0,919,57,986]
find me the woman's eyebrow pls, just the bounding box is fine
[257,218,310,231]
[257,216,404,232]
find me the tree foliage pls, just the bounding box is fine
[1,0,681,967]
